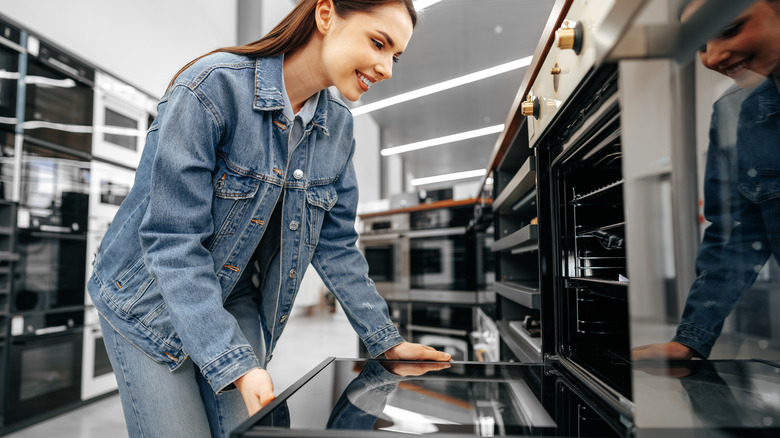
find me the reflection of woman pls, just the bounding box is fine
[633,0,780,361]
[327,361,449,430]
[88,1,450,437]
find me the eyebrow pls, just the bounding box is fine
[378,31,403,55]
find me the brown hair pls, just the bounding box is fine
[167,0,417,91]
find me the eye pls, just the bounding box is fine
[718,20,744,39]
[371,38,384,50]
[392,56,400,64]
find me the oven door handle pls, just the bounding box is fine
[359,233,405,242]
[407,226,467,238]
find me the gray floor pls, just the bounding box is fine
[6,308,358,438]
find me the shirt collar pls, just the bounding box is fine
[253,55,328,132]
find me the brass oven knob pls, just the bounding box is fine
[521,95,540,119]
[556,20,583,55]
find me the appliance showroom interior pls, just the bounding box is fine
[1,0,780,437]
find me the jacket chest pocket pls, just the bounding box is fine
[211,166,261,240]
[305,184,338,246]
[737,168,780,204]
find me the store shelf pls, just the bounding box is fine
[494,281,541,309]
[493,157,536,213]
[498,320,542,363]
[491,224,538,253]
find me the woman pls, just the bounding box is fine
[88,1,450,436]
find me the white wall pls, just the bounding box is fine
[0,0,238,97]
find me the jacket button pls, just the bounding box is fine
[293,169,303,180]
[288,269,297,279]
[289,220,299,230]
[280,314,288,323]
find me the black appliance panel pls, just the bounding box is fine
[7,328,83,423]
[0,19,20,120]
[24,41,94,153]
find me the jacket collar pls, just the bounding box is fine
[253,55,329,133]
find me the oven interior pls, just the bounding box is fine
[542,64,632,402]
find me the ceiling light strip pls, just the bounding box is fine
[351,56,532,117]
[381,124,504,156]
[410,169,487,186]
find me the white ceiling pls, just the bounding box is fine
[343,0,555,189]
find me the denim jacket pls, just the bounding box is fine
[88,53,403,393]
[673,76,780,357]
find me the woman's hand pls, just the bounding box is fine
[631,342,694,361]
[384,341,452,362]
[234,368,276,416]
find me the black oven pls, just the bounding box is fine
[537,64,632,414]
[9,142,89,314]
[0,18,22,121]
[8,325,83,423]
[359,213,410,302]
[23,36,94,154]
[408,204,494,304]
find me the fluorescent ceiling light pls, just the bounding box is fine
[381,124,504,156]
[351,56,532,117]
[414,0,444,11]
[411,169,487,186]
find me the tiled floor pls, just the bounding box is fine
[6,308,358,438]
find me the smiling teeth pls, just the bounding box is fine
[358,73,372,89]
[725,60,747,75]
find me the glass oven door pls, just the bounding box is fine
[359,233,409,301]
[92,71,154,168]
[8,328,83,423]
[0,18,22,123]
[24,36,94,154]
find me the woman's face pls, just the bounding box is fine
[686,0,780,86]
[318,1,414,102]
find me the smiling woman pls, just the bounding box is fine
[86,1,451,438]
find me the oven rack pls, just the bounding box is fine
[493,156,536,213]
[566,278,627,300]
[570,179,624,205]
[491,223,538,254]
[493,280,541,309]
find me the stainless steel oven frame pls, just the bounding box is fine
[92,71,155,169]
[357,232,409,302]
[81,306,116,400]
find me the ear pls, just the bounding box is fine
[315,0,335,34]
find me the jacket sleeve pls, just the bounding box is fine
[673,103,772,358]
[311,140,405,358]
[138,84,260,393]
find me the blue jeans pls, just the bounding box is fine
[100,273,264,438]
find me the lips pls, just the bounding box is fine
[721,56,753,77]
[356,71,374,92]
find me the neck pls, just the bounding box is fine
[283,36,329,114]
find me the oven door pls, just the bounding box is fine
[8,328,83,423]
[24,37,94,154]
[409,227,480,304]
[92,75,150,168]
[81,308,116,400]
[358,233,409,301]
[0,20,22,122]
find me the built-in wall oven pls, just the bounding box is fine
[23,35,94,155]
[91,71,155,169]
[8,323,83,423]
[0,18,22,124]
[358,212,410,302]
[408,203,494,304]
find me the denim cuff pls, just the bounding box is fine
[673,323,717,358]
[362,324,404,358]
[200,345,262,394]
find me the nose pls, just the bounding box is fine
[375,56,393,81]
[702,40,730,71]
